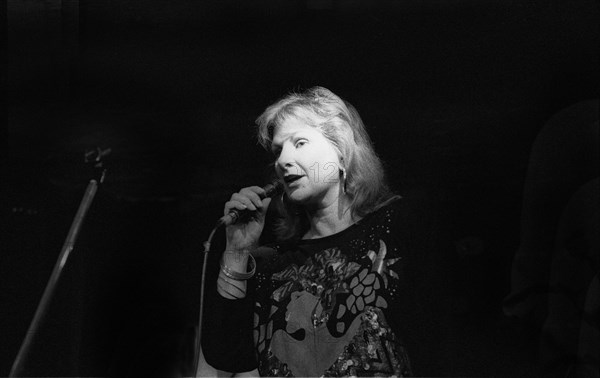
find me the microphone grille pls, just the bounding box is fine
[264,180,283,198]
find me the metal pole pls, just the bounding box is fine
[10,179,99,377]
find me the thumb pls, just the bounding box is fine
[259,197,272,216]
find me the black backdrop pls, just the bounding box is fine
[3,0,599,376]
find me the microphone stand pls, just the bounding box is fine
[9,148,109,377]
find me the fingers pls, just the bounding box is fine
[224,186,267,216]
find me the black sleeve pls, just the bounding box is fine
[201,278,258,372]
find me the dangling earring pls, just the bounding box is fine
[340,167,347,195]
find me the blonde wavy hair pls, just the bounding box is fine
[256,86,398,241]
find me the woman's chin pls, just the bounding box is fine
[287,188,309,204]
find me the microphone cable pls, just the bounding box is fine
[193,223,219,376]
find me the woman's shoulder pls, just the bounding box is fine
[379,194,404,212]
[359,195,406,225]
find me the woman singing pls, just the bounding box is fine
[202,87,420,377]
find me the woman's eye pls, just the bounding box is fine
[295,140,307,148]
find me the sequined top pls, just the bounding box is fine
[203,198,420,377]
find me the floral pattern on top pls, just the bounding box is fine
[252,239,412,377]
[324,307,412,377]
[271,247,361,325]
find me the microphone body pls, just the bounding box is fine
[218,180,283,227]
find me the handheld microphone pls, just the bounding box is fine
[217,180,283,227]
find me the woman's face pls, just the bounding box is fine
[272,117,342,207]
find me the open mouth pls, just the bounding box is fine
[284,175,303,184]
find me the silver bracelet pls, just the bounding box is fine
[220,252,256,280]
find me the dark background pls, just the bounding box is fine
[2,0,598,376]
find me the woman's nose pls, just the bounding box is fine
[276,144,294,169]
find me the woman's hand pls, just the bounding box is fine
[218,186,272,300]
[224,186,272,251]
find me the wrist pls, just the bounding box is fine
[225,240,258,251]
[222,249,251,270]
[219,250,256,282]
